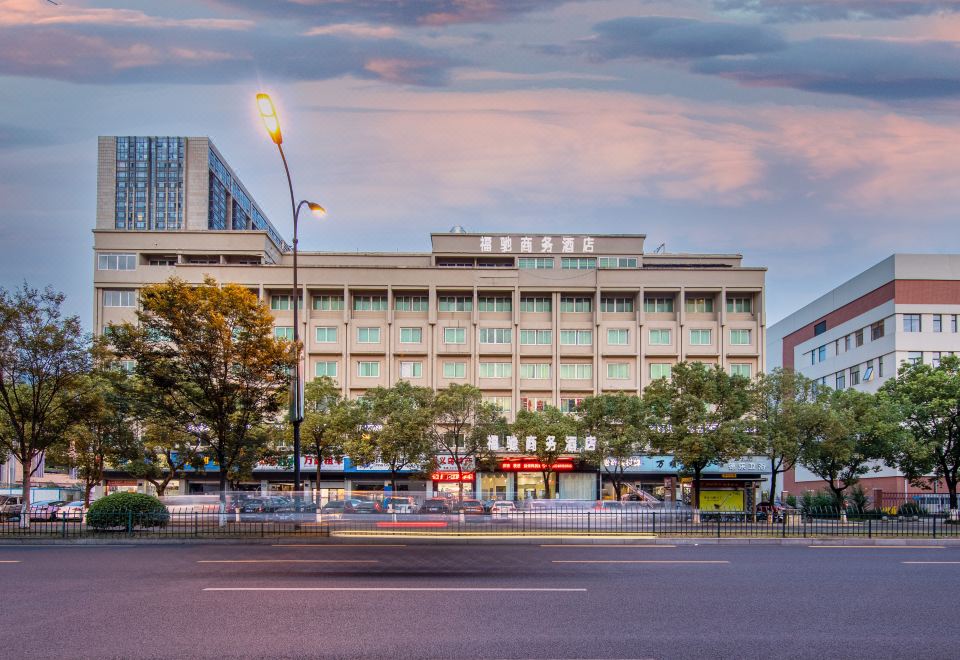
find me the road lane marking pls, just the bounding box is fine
[0,560,21,563]
[541,544,675,548]
[902,561,960,564]
[203,587,587,592]
[197,560,379,564]
[809,545,945,549]
[552,560,729,564]
[272,544,406,548]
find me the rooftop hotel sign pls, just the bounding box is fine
[479,235,594,254]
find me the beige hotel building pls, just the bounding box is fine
[93,136,767,498]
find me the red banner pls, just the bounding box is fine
[498,458,575,472]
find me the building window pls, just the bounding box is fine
[444,328,466,344]
[908,351,923,365]
[814,320,826,336]
[933,314,943,333]
[644,297,674,313]
[850,366,860,386]
[933,352,942,368]
[270,295,303,311]
[479,362,512,378]
[878,355,884,378]
[606,363,629,380]
[863,360,875,381]
[485,396,512,415]
[479,328,512,344]
[953,315,958,333]
[836,372,845,390]
[520,363,551,379]
[315,361,337,378]
[438,296,473,312]
[855,329,864,347]
[560,329,593,345]
[103,289,136,307]
[353,295,388,311]
[357,361,380,378]
[399,327,422,344]
[560,398,586,413]
[607,329,629,345]
[685,296,714,313]
[399,361,423,378]
[312,295,344,311]
[517,257,554,269]
[729,329,751,345]
[649,363,671,380]
[904,314,922,332]
[357,327,381,344]
[727,297,753,313]
[520,397,551,412]
[478,297,512,312]
[560,297,592,313]
[561,257,596,270]
[443,362,467,379]
[394,296,428,312]
[730,363,751,378]
[97,253,137,271]
[689,329,712,346]
[844,335,851,352]
[817,345,827,363]
[598,256,638,269]
[649,329,671,345]
[560,363,593,380]
[274,326,294,341]
[519,329,552,345]
[315,326,337,343]
[870,320,884,341]
[519,297,551,313]
[600,297,634,313]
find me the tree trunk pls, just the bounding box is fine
[154,481,166,498]
[691,468,702,525]
[769,468,778,504]
[613,480,622,501]
[218,472,227,505]
[947,478,958,520]
[83,482,93,507]
[315,465,322,505]
[19,461,31,529]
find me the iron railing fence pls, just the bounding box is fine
[2,506,959,539]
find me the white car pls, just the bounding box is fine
[58,501,87,521]
[490,501,517,519]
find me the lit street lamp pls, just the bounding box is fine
[256,92,326,496]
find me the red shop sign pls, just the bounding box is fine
[431,472,476,483]
[498,458,575,472]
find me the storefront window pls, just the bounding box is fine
[517,472,551,500]
[480,473,510,500]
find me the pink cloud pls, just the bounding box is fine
[0,0,252,30]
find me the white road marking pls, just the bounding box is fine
[271,544,406,548]
[809,545,945,549]
[552,560,729,564]
[902,561,960,564]
[540,544,675,548]
[203,587,587,592]
[0,560,21,563]
[197,559,378,564]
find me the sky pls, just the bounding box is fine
[2,0,960,327]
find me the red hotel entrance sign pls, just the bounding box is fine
[498,457,575,472]
[430,472,475,482]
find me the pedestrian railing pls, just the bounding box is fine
[2,505,959,539]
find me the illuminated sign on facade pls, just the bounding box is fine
[478,235,595,254]
[498,458,576,472]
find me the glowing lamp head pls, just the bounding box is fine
[306,201,326,218]
[256,93,283,145]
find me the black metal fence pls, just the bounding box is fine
[2,506,959,539]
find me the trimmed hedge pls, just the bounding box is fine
[86,492,169,530]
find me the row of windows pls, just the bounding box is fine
[904,313,959,333]
[278,325,754,347]
[313,360,752,381]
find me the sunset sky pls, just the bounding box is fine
[2,0,959,325]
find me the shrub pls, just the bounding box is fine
[785,494,798,508]
[86,492,169,530]
[897,501,926,518]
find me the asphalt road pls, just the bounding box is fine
[1,542,958,659]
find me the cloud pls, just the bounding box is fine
[206,0,569,26]
[577,16,786,60]
[712,0,960,22]
[304,23,399,39]
[693,37,960,99]
[0,0,252,30]
[0,25,458,86]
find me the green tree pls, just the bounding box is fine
[300,377,367,502]
[108,277,291,500]
[646,362,752,518]
[749,369,819,504]
[48,354,136,506]
[881,355,960,516]
[799,387,903,512]
[353,382,435,492]
[0,284,91,526]
[428,384,506,500]
[117,419,204,497]
[578,393,649,500]
[512,407,578,499]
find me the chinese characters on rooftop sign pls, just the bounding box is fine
[479,236,594,254]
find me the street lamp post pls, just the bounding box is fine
[256,93,325,497]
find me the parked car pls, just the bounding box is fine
[346,499,382,514]
[58,501,87,521]
[418,499,451,514]
[0,495,24,521]
[490,501,517,519]
[239,496,295,518]
[381,497,416,514]
[453,499,485,515]
[31,500,68,521]
[320,500,348,514]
